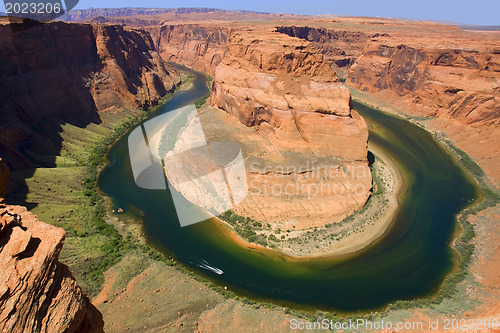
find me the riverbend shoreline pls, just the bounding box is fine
[97,66,489,314]
[214,141,405,258]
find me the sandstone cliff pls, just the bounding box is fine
[0,19,180,171]
[0,162,103,333]
[208,28,371,228]
[347,42,499,125]
[346,38,500,182]
[0,204,104,333]
[211,28,369,160]
[146,24,229,75]
[275,25,370,69]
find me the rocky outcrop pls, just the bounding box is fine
[209,28,371,228]
[0,164,102,331]
[211,28,369,160]
[146,24,229,75]
[275,26,370,68]
[347,42,500,125]
[0,203,103,332]
[0,19,180,170]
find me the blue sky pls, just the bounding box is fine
[2,0,499,25]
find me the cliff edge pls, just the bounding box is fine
[0,19,180,171]
[0,160,103,333]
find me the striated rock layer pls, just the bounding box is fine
[0,163,102,332]
[0,205,104,333]
[275,25,370,69]
[211,28,369,160]
[0,18,180,170]
[209,28,371,228]
[347,42,499,126]
[146,24,229,75]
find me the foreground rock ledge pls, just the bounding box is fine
[0,204,103,333]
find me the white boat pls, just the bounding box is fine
[197,259,224,275]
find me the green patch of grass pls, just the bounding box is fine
[219,210,270,247]
[20,89,185,296]
[106,253,154,297]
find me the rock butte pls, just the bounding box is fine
[208,28,371,228]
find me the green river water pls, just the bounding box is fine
[98,67,479,312]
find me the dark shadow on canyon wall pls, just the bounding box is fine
[1,18,181,207]
[368,151,375,167]
[0,20,103,207]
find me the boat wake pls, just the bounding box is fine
[195,259,224,275]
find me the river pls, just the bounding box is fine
[98,65,478,312]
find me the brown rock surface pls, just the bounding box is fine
[347,41,499,125]
[0,19,180,170]
[207,28,371,227]
[0,204,103,333]
[146,24,229,74]
[211,28,368,160]
[275,25,370,68]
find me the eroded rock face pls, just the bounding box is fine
[146,24,229,75]
[211,28,369,161]
[275,26,370,68]
[347,42,500,125]
[0,160,9,199]
[0,204,104,333]
[0,19,180,170]
[208,28,371,228]
[89,24,180,111]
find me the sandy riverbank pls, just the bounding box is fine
[150,102,405,258]
[346,87,500,330]
[213,140,405,258]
